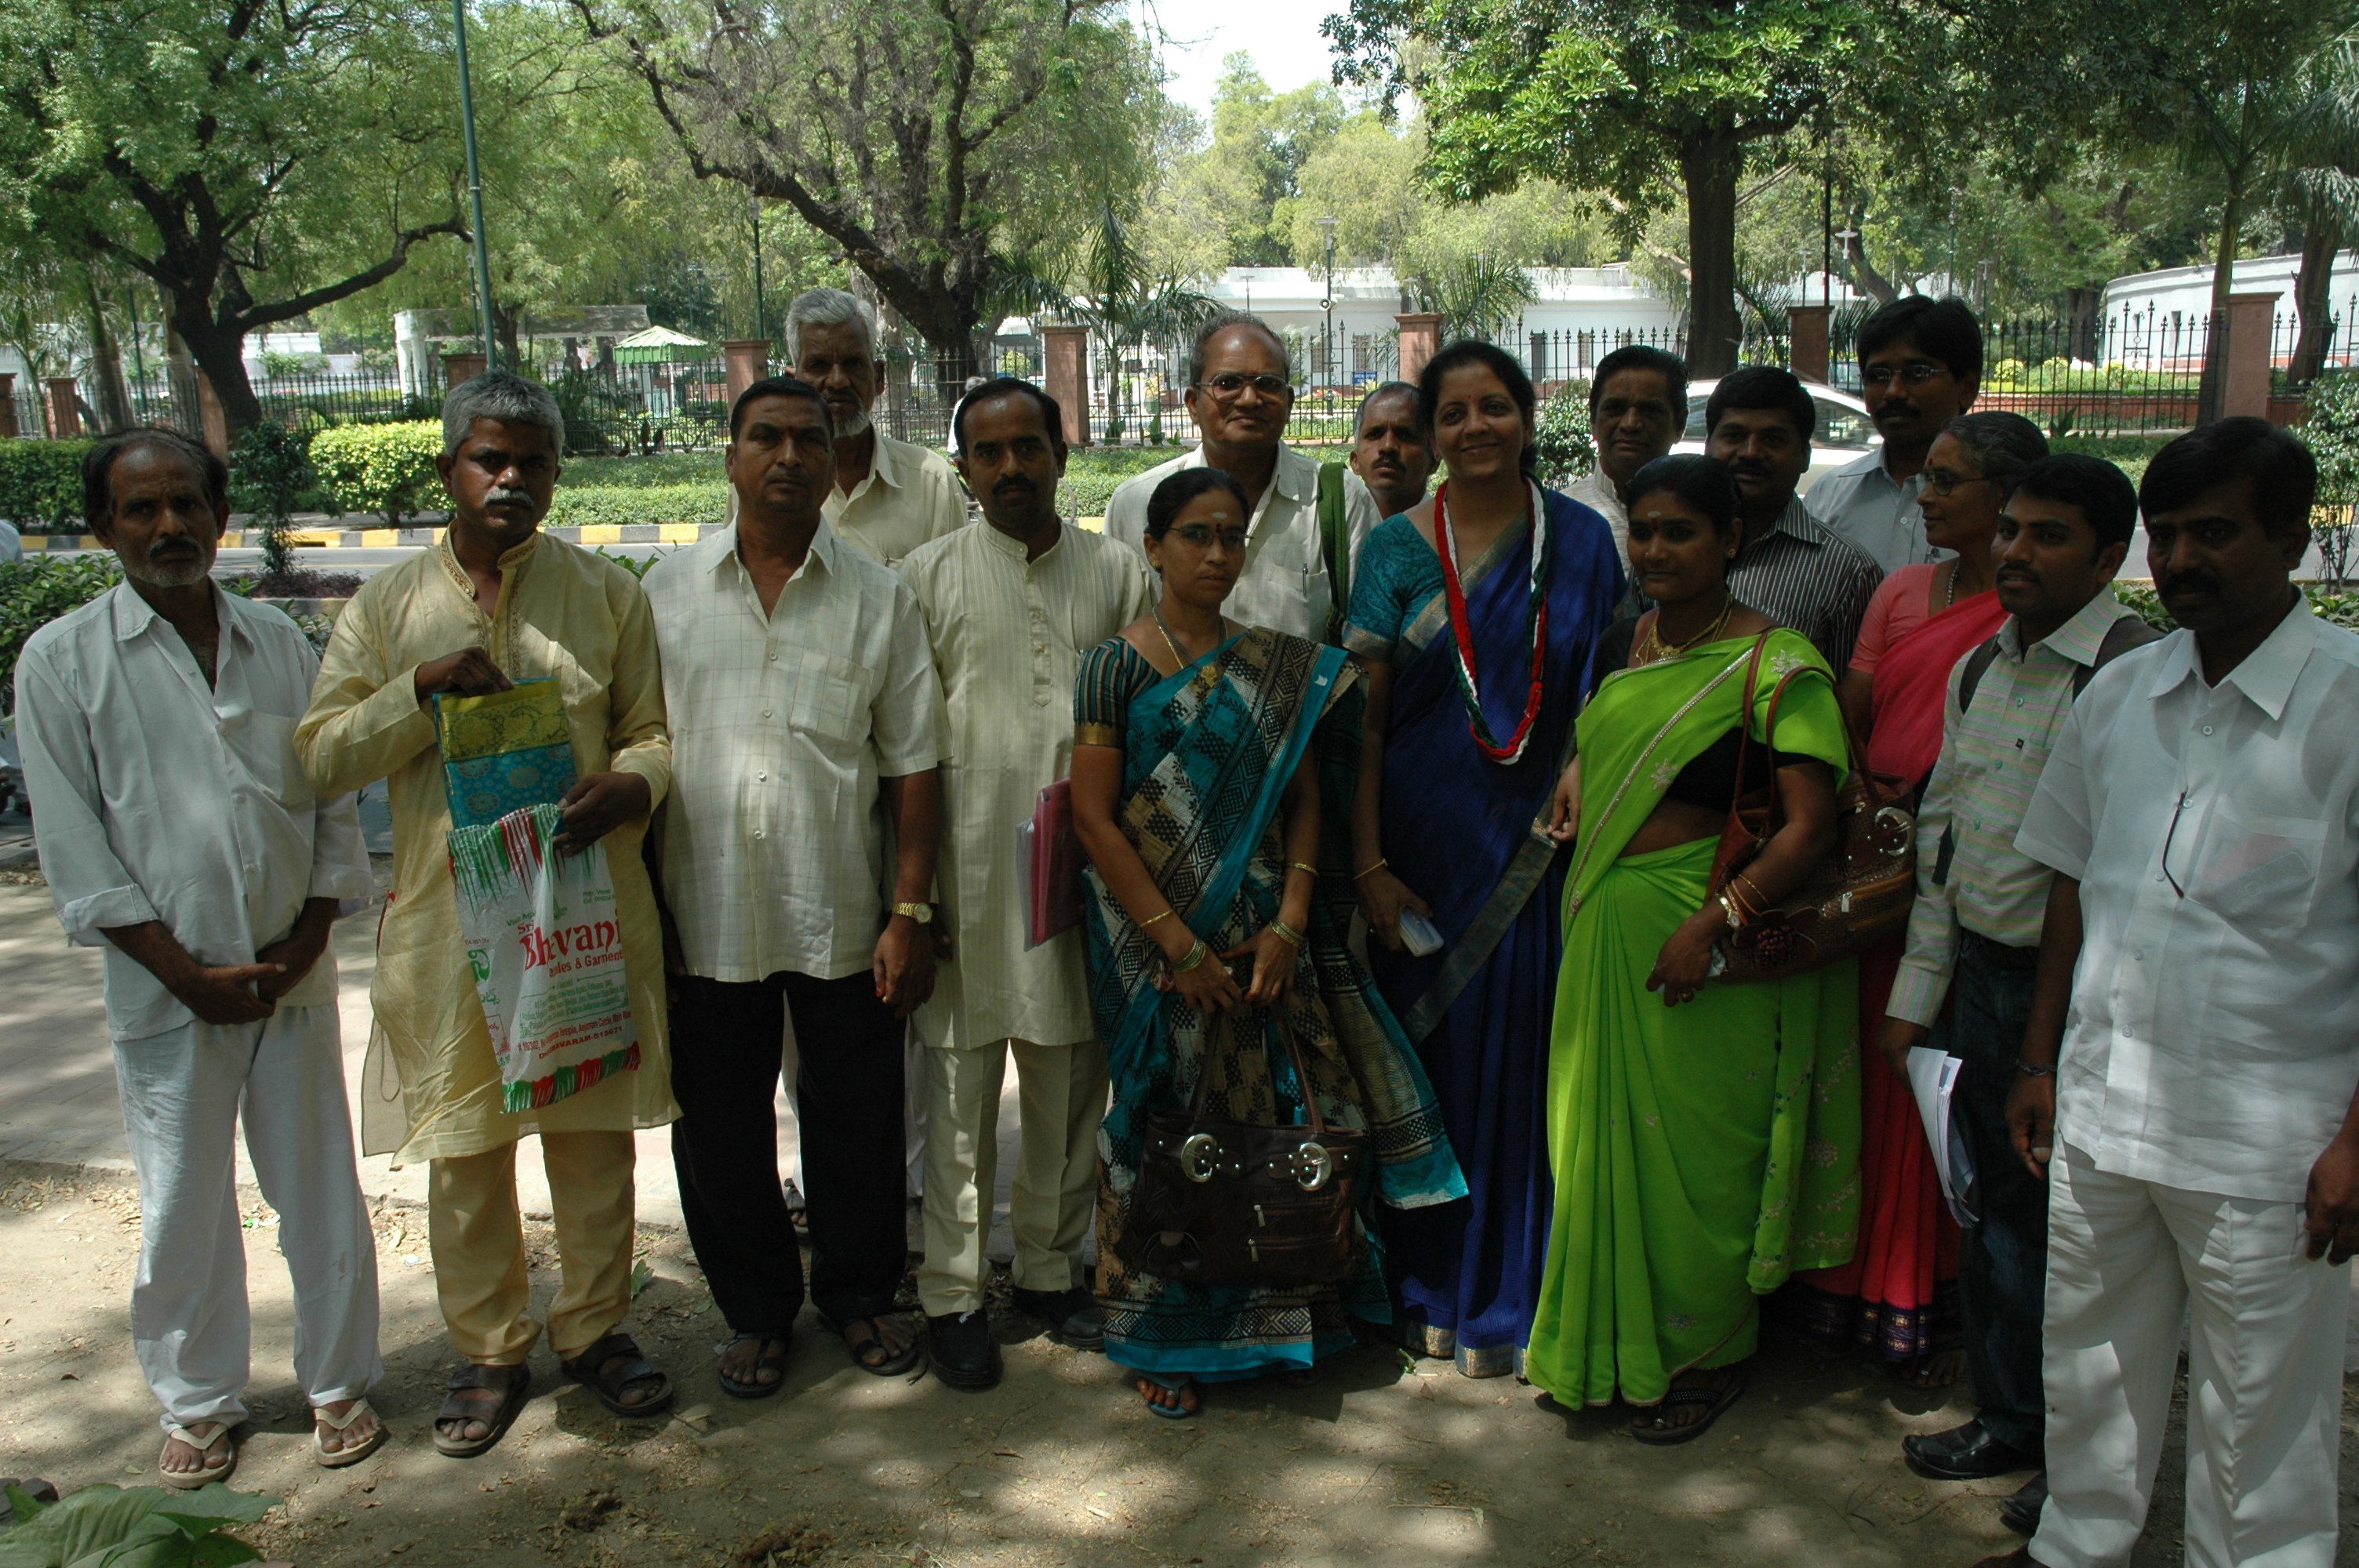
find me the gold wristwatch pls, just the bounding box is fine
[891,901,935,924]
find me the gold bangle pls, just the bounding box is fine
[1172,938,1210,974]
[1289,861,1318,878]
[1140,908,1176,931]
[1354,858,1390,881]
[1732,871,1770,911]
[1268,918,1303,949]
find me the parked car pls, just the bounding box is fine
[1673,379,1878,495]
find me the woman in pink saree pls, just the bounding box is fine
[1788,412,2050,1385]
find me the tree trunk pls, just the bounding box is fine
[2063,287,2103,363]
[164,320,202,435]
[82,272,134,433]
[1681,132,1745,376]
[175,307,264,437]
[493,298,525,374]
[2290,205,2342,388]
[2196,177,2248,426]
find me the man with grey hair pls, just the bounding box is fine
[299,368,680,1457]
[1105,310,1380,641]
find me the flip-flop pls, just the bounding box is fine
[434,1363,532,1458]
[157,1421,236,1490]
[561,1332,676,1418]
[716,1332,791,1400]
[1135,1370,1197,1420]
[1630,1373,1746,1446]
[814,1311,925,1378]
[312,1397,388,1468]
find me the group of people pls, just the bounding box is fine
[15,285,2355,1568]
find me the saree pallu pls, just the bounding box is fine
[1525,630,1863,1410]
[1785,591,2004,1363]
[1349,495,1624,1377]
[1083,627,1465,1381]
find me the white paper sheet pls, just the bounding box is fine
[1906,1044,1978,1226]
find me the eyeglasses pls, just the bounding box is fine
[1170,524,1250,551]
[1197,373,1292,399]
[1923,470,1993,497]
[1862,361,1950,388]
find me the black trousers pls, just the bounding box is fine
[668,970,908,1333]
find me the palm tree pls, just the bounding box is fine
[1409,253,1537,346]
[2281,35,2359,387]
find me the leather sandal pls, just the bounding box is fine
[312,1398,388,1468]
[561,1331,675,1418]
[1630,1371,1746,1446]
[715,1332,791,1400]
[157,1421,236,1490]
[814,1310,924,1377]
[434,1363,532,1459]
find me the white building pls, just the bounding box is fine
[2103,252,2357,355]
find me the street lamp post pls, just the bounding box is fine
[452,0,498,370]
[1318,215,1338,414]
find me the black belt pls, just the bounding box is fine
[1960,928,2041,973]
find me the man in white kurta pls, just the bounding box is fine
[16,430,380,1483]
[898,379,1152,1386]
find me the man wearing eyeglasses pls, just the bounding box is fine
[1103,311,1380,642]
[1809,296,1982,573]
[1979,419,2359,1568]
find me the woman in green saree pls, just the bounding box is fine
[1527,455,1863,1443]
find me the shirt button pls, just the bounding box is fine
[761,710,772,719]
[754,829,765,840]
[2201,725,2214,735]
[769,652,778,662]
[2014,695,2025,706]
[757,771,767,781]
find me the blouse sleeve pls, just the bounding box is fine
[1342,521,1412,662]
[1074,638,1150,749]
[1750,632,1852,779]
[1848,564,1933,676]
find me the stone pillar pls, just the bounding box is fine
[722,339,769,407]
[44,377,81,438]
[1788,304,1832,385]
[2219,292,2281,422]
[1395,313,1442,386]
[0,373,16,439]
[1042,326,1091,448]
[442,351,488,389]
[195,373,229,457]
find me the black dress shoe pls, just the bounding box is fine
[1011,1286,1106,1352]
[925,1310,1002,1390]
[2000,1471,2048,1536]
[1903,1419,2041,1480]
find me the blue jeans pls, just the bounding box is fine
[1950,931,2046,1456]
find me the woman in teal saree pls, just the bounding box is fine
[1526,456,1863,1443]
[1071,469,1464,1417]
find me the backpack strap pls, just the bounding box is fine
[1955,636,2003,716]
[2076,612,2164,697]
[1318,460,1350,642]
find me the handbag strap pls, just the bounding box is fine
[1178,1000,1330,1141]
[1711,642,1880,893]
[1717,630,1776,853]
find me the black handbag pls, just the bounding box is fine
[1114,1003,1370,1289]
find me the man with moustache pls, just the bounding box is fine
[896,379,1152,1387]
[1811,297,1983,572]
[1106,311,1381,641]
[1348,380,1435,521]
[16,429,382,1486]
[300,372,677,1454]
[1877,455,2155,1535]
[1702,366,1883,668]
[1566,344,1687,553]
[1978,419,2359,1568]
[643,376,944,1392]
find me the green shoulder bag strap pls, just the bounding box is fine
[1318,459,1350,643]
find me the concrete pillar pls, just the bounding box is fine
[1789,304,1832,386]
[0,372,16,439]
[722,340,769,408]
[442,352,488,389]
[44,377,81,438]
[1396,313,1442,386]
[1042,326,1090,448]
[195,373,229,457]
[2219,292,2281,422]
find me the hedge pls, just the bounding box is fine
[545,483,729,529]
[1,555,122,711]
[308,421,444,524]
[0,440,94,529]
[2113,581,2359,633]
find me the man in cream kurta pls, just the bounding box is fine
[896,378,1151,1385]
[298,372,676,1452]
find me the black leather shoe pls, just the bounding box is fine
[1011,1286,1105,1352]
[1903,1419,2041,1481]
[1999,1471,2047,1536]
[925,1310,1002,1390]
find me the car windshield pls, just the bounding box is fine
[1681,394,1876,449]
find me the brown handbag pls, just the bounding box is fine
[1115,1004,1370,1289]
[1706,633,1917,984]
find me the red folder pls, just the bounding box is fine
[1025,778,1084,946]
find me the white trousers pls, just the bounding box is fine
[113,1004,381,1432]
[915,1037,1107,1316]
[2033,1143,2346,1568]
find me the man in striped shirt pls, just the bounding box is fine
[1880,454,2148,1530]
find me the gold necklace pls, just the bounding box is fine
[1640,593,1735,664]
[1151,604,1198,668]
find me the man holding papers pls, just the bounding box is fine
[898,379,1150,1388]
[1878,455,2149,1530]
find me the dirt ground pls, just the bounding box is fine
[4,1167,2354,1568]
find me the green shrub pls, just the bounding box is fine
[309,421,443,524]
[231,423,315,576]
[2112,580,2359,633]
[0,439,93,529]
[1,555,123,712]
[1058,445,1178,518]
[544,483,729,530]
[560,453,723,488]
[1532,381,1595,488]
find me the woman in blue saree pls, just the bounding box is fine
[1346,340,1626,1377]
[1071,468,1464,1417]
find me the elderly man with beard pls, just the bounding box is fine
[1565,344,1687,554]
[1812,297,1983,572]
[1348,380,1435,521]
[16,429,383,1487]
[1107,312,1380,641]
[300,371,678,1456]
[892,378,1151,1387]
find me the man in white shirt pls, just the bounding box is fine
[0,518,20,561]
[1564,343,1685,554]
[898,378,1152,1387]
[1809,296,1981,572]
[15,430,381,1486]
[1347,380,1434,522]
[1984,418,2359,1568]
[1105,312,1380,641]
[644,376,946,1392]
